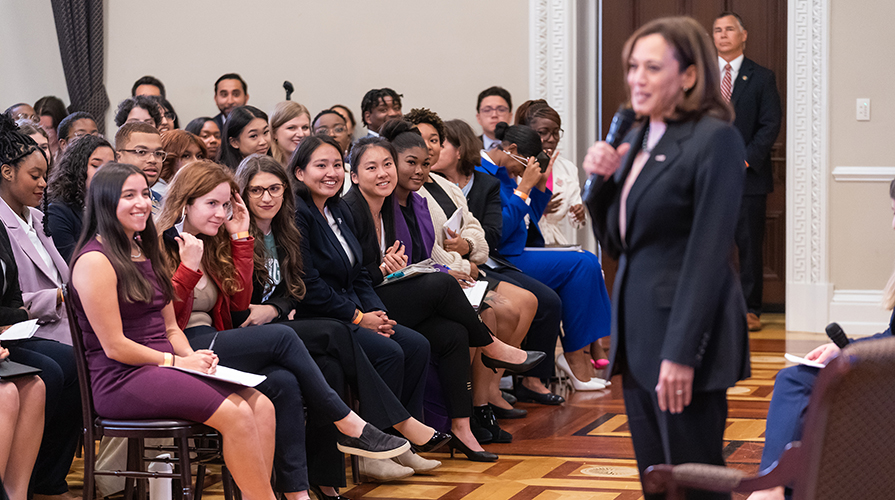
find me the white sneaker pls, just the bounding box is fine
[358,456,415,482]
[393,450,441,473]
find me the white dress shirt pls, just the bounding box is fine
[718,54,745,87]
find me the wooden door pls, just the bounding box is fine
[598,0,787,310]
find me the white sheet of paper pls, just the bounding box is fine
[163,364,267,387]
[524,245,583,252]
[0,319,39,341]
[463,280,489,309]
[784,353,826,369]
[443,208,463,239]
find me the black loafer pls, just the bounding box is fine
[489,403,527,419]
[411,430,451,453]
[337,423,410,459]
[515,383,565,405]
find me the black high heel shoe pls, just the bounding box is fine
[309,484,347,500]
[448,432,498,462]
[411,429,451,453]
[481,350,546,374]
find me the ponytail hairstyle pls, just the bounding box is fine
[442,119,481,177]
[379,119,426,155]
[235,154,306,300]
[73,162,174,302]
[493,121,542,158]
[514,99,562,128]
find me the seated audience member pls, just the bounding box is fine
[234,154,449,487]
[313,110,352,159]
[404,110,539,422]
[360,88,402,137]
[131,75,166,97]
[746,179,895,500]
[330,104,357,140]
[213,73,249,131]
[44,135,115,261]
[56,112,99,153]
[433,119,568,404]
[219,106,270,171]
[270,102,311,166]
[34,96,68,160]
[289,136,434,477]
[185,117,222,161]
[475,86,513,151]
[0,224,46,500]
[15,120,53,171]
[514,99,586,246]
[115,123,166,214]
[4,104,37,123]
[479,122,612,390]
[69,162,279,500]
[113,96,162,129]
[152,96,178,131]
[343,126,542,458]
[0,115,81,500]
[156,160,408,498]
[156,130,207,198]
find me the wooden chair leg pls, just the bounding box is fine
[351,454,361,485]
[176,436,194,500]
[194,464,206,500]
[222,466,234,500]
[124,438,138,500]
[83,434,96,500]
[136,439,147,500]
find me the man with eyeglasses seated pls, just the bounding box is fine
[56,112,100,154]
[115,122,167,215]
[5,102,38,123]
[475,86,513,152]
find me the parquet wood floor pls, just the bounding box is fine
[66,314,815,500]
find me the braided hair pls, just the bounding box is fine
[0,112,45,171]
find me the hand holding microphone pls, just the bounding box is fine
[582,105,636,201]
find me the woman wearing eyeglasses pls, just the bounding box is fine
[313,110,352,158]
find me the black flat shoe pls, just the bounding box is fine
[481,350,546,374]
[515,383,565,405]
[448,432,498,462]
[411,430,451,453]
[473,405,512,443]
[336,423,410,459]
[501,389,517,405]
[310,485,346,500]
[489,403,527,419]
[470,413,493,444]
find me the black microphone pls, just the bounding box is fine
[825,322,850,348]
[283,81,294,101]
[582,105,636,201]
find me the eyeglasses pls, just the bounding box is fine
[118,148,168,161]
[315,125,347,136]
[13,112,38,122]
[163,110,177,121]
[536,128,564,141]
[247,183,286,199]
[480,106,509,115]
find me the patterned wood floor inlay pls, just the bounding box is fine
[66,314,802,499]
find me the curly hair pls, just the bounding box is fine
[114,95,162,128]
[0,112,42,169]
[235,154,306,301]
[156,160,243,296]
[404,107,445,146]
[42,134,113,235]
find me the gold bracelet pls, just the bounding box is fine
[160,352,174,367]
[231,231,250,241]
[352,310,364,325]
[513,189,529,201]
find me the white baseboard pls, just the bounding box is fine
[831,166,895,183]
[828,289,891,336]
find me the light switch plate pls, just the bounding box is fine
[857,98,871,121]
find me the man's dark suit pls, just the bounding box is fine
[589,117,751,496]
[729,57,782,316]
[212,112,226,135]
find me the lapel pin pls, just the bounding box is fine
[655,154,666,162]
[742,75,748,80]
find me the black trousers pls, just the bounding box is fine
[484,267,562,379]
[376,272,492,419]
[622,372,730,500]
[184,324,350,493]
[275,317,413,487]
[735,194,766,315]
[7,338,81,495]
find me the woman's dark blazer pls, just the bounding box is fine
[293,195,387,322]
[461,170,502,256]
[0,224,30,325]
[342,187,387,285]
[595,116,751,393]
[46,201,82,263]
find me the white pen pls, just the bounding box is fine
[208,331,219,351]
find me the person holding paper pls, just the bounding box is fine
[0,113,82,500]
[234,154,451,489]
[155,160,408,499]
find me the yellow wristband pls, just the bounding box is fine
[160,352,174,367]
[513,189,529,201]
[231,231,250,241]
[352,310,364,325]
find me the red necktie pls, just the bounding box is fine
[721,63,733,102]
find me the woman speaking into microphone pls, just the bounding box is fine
[583,16,750,498]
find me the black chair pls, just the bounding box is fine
[65,292,236,500]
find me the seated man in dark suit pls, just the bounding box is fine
[360,88,402,137]
[212,73,249,131]
[474,86,512,151]
[713,11,782,332]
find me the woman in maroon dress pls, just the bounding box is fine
[69,162,278,500]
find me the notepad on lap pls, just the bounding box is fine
[0,319,39,341]
[163,365,267,387]
[0,359,42,379]
[784,353,826,369]
[464,280,489,309]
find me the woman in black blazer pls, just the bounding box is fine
[584,17,750,499]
